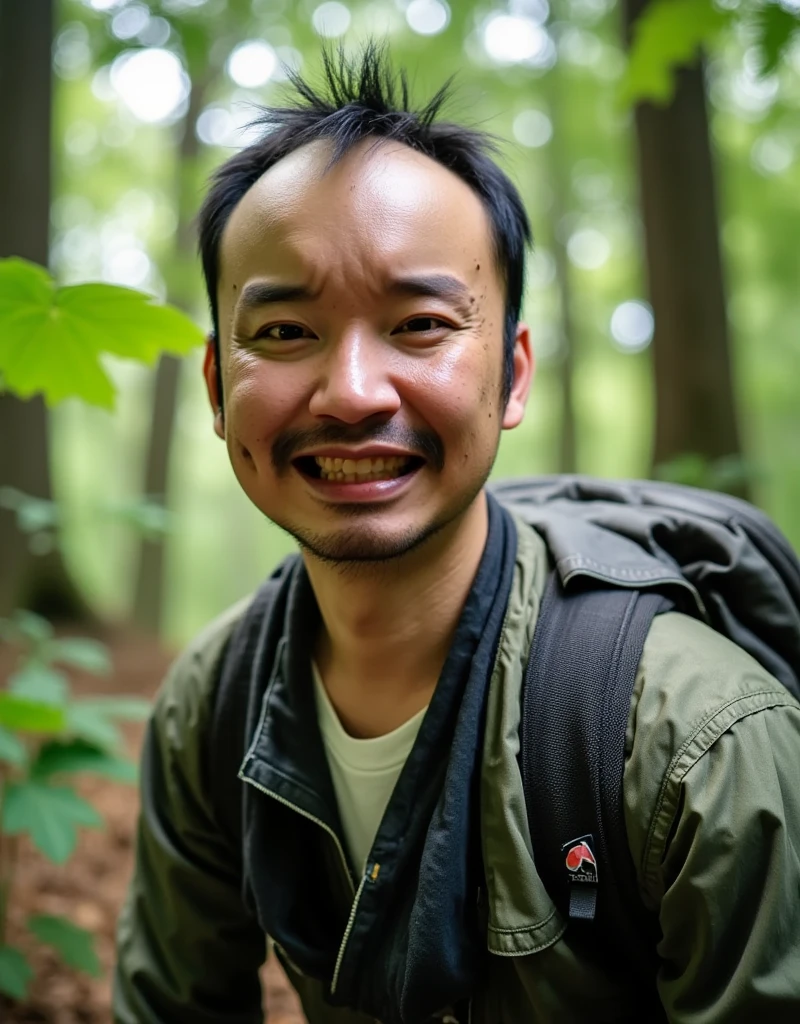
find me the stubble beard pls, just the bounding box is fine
[271,470,489,570]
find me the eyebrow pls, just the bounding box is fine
[237,281,317,313]
[235,273,474,318]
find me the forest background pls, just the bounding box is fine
[3,0,800,645]
[1,0,799,1017]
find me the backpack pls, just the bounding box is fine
[211,475,800,1001]
[490,475,800,996]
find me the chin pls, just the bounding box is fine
[283,518,448,565]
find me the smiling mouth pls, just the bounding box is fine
[294,454,424,483]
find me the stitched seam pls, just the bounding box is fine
[488,907,560,936]
[642,691,796,884]
[489,924,568,958]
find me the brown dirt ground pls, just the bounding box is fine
[0,631,306,1024]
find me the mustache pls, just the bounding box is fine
[272,422,445,474]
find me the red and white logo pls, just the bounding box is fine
[562,834,598,884]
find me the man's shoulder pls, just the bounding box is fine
[624,610,799,900]
[153,596,254,734]
[637,610,793,728]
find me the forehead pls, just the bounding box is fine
[218,138,499,297]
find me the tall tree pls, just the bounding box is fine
[131,70,210,634]
[0,0,87,619]
[622,0,747,494]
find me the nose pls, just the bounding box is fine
[308,328,401,424]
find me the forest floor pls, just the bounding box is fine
[1,631,305,1024]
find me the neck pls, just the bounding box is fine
[304,493,489,737]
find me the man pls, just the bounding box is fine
[115,45,800,1023]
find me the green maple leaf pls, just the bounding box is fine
[0,257,204,409]
[620,0,731,106]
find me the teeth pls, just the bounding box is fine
[314,454,410,481]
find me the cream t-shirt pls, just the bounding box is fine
[312,662,427,874]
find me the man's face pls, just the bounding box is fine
[206,138,532,563]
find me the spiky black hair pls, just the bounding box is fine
[198,42,531,406]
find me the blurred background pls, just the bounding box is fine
[2,0,800,646]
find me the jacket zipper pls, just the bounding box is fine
[240,773,363,994]
[240,774,355,896]
[331,870,368,993]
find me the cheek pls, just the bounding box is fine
[408,339,503,459]
[224,352,307,449]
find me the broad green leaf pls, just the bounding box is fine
[755,3,800,76]
[66,703,122,750]
[28,915,102,977]
[0,692,66,733]
[31,738,137,784]
[0,258,204,409]
[2,781,102,863]
[620,0,731,106]
[0,725,27,767]
[0,488,60,535]
[16,495,60,534]
[65,696,150,751]
[49,637,112,675]
[104,499,173,538]
[0,608,54,646]
[0,945,33,1000]
[9,662,70,707]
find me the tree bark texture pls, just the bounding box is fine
[0,0,87,619]
[622,0,746,494]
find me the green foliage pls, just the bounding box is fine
[755,2,800,74]
[31,738,137,784]
[28,915,102,977]
[0,257,204,409]
[0,693,66,734]
[0,615,148,999]
[622,0,800,105]
[0,946,34,1000]
[655,453,756,493]
[621,0,731,105]
[2,782,103,864]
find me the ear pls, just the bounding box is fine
[202,336,225,440]
[502,322,534,430]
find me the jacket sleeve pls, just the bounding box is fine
[654,698,800,1023]
[113,623,267,1023]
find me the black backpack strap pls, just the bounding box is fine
[521,571,672,1000]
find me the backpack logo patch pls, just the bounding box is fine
[562,834,598,884]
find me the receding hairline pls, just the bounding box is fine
[218,134,502,290]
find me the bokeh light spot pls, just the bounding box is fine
[406,0,450,35]
[110,48,190,124]
[312,2,352,38]
[610,300,654,352]
[567,228,611,270]
[513,109,553,148]
[483,14,553,66]
[227,40,277,89]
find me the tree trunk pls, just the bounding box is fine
[131,75,208,633]
[0,0,88,620]
[622,0,746,495]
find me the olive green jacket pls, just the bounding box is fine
[114,520,800,1023]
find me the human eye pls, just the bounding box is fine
[393,316,453,335]
[256,323,317,342]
